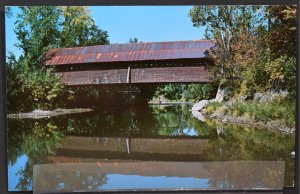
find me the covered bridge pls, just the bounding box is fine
[44,40,214,86]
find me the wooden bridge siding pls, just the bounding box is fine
[55,69,128,85]
[55,66,209,86]
[131,66,209,83]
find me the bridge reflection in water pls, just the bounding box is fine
[49,136,209,161]
[32,136,286,193]
[33,161,285,193]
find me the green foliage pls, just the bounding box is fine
[7,118,65,190]
[267,6,297,58]
[14,6,109,69]
[206,99,295,128]
[203,102,219,114]
[15,6,61,69]
[5,7,13,17]
[7,105,295,189]
[8,6,110,112]
[155,84,183,100]
[202,120,294,186]
[265,56,296,97]
[129,37,140,43]
[189,5,296,101]
[151,83,217,102]
[183,84,217,102]
[189,6,264,39]
[60,6,109,47]
[190,6,265,91]
[7,53,72,112]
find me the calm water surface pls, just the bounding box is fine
[7,104,294,191]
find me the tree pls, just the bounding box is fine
[264,6,296,96]
[129,37,139,43]
[14,6,61,69]
[8,6,110,112]
[189,6,266,90]
[267,5,296,58]
[60,6,109,47]
[14,6,110,69]
[5,7,13,17]
[189,5,296,99]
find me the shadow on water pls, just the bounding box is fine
[7,104,295,191]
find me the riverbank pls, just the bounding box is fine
[203,111,295,134]
[148,101,193,105]
[196,99,295,134]
[8,108,93,119]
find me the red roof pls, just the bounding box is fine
[45,40,214,66]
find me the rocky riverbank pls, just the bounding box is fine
[148,101,193,105]
[191,90,295,134]
[8,108,93,119]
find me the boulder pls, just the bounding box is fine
[191,100,209,111]
[191,111,206,122]
[254,91,289,103]
[253,93,264,101]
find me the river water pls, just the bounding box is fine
[7,104,294,191]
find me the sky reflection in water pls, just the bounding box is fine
[7,105,294,191]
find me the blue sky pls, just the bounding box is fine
[5,6,205,59]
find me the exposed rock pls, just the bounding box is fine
[191,100,209,111]
[222,117,228,123]
[253,92,264,101]
[253,91,289,103]
[191,86,227,113]
[8,108,93,119]
[290,152,295,158]
[208,99,217,103]
[191,111,206,122]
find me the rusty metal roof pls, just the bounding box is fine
[45,40,215,66]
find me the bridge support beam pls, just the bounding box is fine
[126,66,131,83]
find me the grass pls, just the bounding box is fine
[204,99,295,128]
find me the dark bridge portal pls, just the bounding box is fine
[45,40,214,86]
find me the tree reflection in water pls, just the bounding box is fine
[7,104,295,191]
[35,170,108,192]
[8,119,65,190]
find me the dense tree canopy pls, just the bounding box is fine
[7,6,110,112]
[14,6,109,69]
[15,7,61,69]
[189,5,296,99]
[267,6,297,58]
[60,6,109,47]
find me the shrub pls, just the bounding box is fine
[7,54,72,112]
[183,83,217,102]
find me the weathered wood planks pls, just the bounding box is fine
[55,66,209,85]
